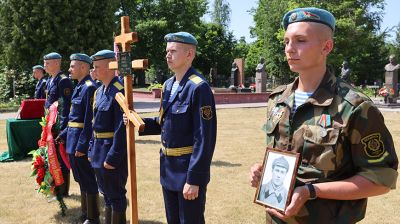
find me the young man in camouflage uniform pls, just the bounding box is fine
[250,7,398,224]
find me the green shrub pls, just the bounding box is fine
[0,99,20,112]
[145,65,157,84]
[147,83,163,91]
[0,67,35,103]
[356,86,378,98]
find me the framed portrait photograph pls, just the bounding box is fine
[254,148,300,212]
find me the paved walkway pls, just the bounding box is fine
[0,112,17,120]
[1,97,400,120]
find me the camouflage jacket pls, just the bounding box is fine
[264,70,398,224]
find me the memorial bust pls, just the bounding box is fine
[231,62,238,72]
[340,60,351,81]
[385,55,400,72]
[256,57,266,73]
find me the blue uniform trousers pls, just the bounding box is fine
[94,165,128,212]
[162,186,206,224]
[68,154,98,194]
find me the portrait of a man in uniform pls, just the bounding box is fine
[255,150,299,211]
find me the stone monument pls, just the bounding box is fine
[384,54,400,103]
[209,67,217,86]
[255,57,267,92]
[340,60,351,82]
[230,62,239,87]
[234,58,245,87]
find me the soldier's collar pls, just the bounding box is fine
[307,69,336,106]
[77,74,91,86]
[170,66,195,90]
[276,81,295,104]
[178,66,195,82]
[276,69,335,106]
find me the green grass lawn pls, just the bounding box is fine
[0,108,399,223]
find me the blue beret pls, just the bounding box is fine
[282,7,335,31]
[90,50,115,61]
[43,52,62,60]
[164,32,198,46]
[70,53,92,64]
[32,65,44,71]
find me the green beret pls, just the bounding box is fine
[70,53,92,64]
[282,7,335,31]
[272,156,289,171]
[90,50,115,61]
[164,32,198,46]
[43,52,62,60]
[32,65,44,71]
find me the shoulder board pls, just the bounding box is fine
[85,80,93,87]
[337,81,371,106]
[113,82,124,91]
[270,85,286,96]
[189,74,204,85]
[60,74,67,79]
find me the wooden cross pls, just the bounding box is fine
[111,16,148,224]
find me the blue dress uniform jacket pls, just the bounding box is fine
[141,67,217,191]
[45,71,73,130]
[59,75,96,154]
[58,75,98,194]
[89,76,127,168]
[35,77,47,99]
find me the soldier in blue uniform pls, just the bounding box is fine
[43,52,73,197]
[57,53,99,223]
[138,32,217,224]
[32,65,47,99]
[89,50,127,224]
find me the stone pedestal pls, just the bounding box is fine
[209,67,217,87]
[385,70,398,99]
[234,58,245,87]
[230,67,239,87]
[255,71,266,93]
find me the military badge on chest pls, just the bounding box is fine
[361,133,385,158]
[201,106,213,120]
[270,107,285,123]
[318,114,331,137]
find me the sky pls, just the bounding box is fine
[216,0,400,42]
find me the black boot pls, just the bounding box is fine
[79,192,87,222]
[63,173,70,197]
[111,210,126,224]
[105,207,112,224]
[55,181,67,197]
[83,194,100,224]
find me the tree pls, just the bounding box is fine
[0,0,118,71]
[233,37,251,75]
[117,0,208,83]
[387,22,400,63]
[0,0,118,100]
[195,23,235,85]
[210,0,231,29]
[251,0,388,85]
[245,40,264,81]
[250,0,291,84]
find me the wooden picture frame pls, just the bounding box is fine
[254,148,300,212]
